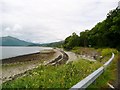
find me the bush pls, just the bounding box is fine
[101,48,118,56]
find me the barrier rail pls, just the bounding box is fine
[70,53,115,90]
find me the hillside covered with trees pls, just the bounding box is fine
[63,8,120,51]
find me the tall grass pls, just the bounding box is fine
[97,48,118,57]
[87,49,119,89]
[2,59,102,88]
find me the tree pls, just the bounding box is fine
[63,32,79,50]
[63,8,120,51]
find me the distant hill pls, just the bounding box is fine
[0,36,36,46]
[0,36,64,47]
[41,41,64,47]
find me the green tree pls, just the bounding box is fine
[63,32,79,50]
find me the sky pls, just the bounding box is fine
[0,0,119,43]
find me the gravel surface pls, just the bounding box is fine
[65,51,96,64]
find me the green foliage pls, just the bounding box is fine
[63,32,79,50]
[101,48,118,56]
[63,8,120,51]
[86,8,120,49]
[87,52,118,89]
[2,59,102,88]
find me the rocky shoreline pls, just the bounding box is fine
[2,50,55,64]
[2,49,55,83]
[1,49,69,83]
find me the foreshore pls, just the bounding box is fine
[1,49,69,83]
[2,50,55,64]
[1,49,59,83]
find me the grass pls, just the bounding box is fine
[2,59,102,88]
[87,52,118,89]
[70,47,119,89]
[2,47,118,89]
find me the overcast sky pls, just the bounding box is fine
[1,0,119,43]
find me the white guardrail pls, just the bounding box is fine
[70,53,115,90]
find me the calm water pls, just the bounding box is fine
[0,46,52,59]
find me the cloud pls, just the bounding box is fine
[1,0,119,43]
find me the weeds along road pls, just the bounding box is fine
[117,54,120,89]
